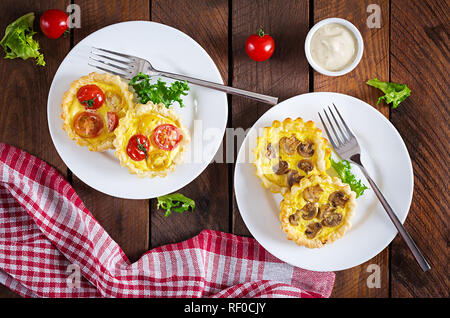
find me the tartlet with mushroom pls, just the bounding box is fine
[252,117,331,194]
[279,173,356,248]
[61,72,134,151]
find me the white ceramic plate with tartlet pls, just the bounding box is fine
[234,92,413,271]
[48,21,227,199]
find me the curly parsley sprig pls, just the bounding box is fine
[82,96,98,108]
[129,72,189,108]
[135,136,148,160]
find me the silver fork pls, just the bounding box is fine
[88,47,278,105]
[319,104,431,272]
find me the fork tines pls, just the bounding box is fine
[318,103,356,149]
[88,47,135,78]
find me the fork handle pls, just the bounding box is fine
[358,166,431,272]
[157,71,278,105]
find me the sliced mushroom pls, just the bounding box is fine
[301,202,318,220]
[289,212,301,226]
[287,169,303,187]
[302,184,323,202]
[266,143,276,159]
[297,159,313,173]
[305,222,323,239]
[272,160,289,175]
[321,213,343,227]
[317,203,336,219]
[279,136,300,155]
[329,191,349,207]
[297,141,315,157]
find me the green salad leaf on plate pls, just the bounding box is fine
[0,12,45,66]
[330,158,368,198]
[366,78,410,109]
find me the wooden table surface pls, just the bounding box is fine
[0,0,448,298]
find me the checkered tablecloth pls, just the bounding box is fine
[0,143,335,297]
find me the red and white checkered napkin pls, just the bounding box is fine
[0,143,335,298]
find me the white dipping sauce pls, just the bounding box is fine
[310,23,357,71]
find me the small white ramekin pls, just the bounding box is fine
[305,18,364,77]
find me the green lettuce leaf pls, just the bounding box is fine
[330,158,368,198]
[0,12,45,66]
[366,78,410,108]
[157,193,195,217]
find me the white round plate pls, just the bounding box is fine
[48,21,227,199]
[234,92,413,271]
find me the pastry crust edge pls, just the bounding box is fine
[252,117,331,195]
[60,72,134,152]
[112,101,190,178]
[279,173,357,248]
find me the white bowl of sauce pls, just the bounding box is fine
[305,18,363,76]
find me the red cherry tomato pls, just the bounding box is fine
[127,134,149,161]
[245,28,275,62]
[73,112,104,138]
[107,112,119,132]
[77,85,105,109]
[40,9,69,39]
[152,124,182,151]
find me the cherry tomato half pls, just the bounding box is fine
[40,9,69,39]
[107,112,119,132]
[73,112,104,138]
[245,28,275,62]
[77,85,105,109]
[147,151,170,171]
[126,134,149,161]
[152,124,182,151]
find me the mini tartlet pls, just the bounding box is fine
[113,102,190,178]
[252,117,331,194]
[61,72,134,151]
[280,173,356,248]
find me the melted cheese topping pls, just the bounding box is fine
[113,102,190,178]
[253,118,331,192]
[262,129,323,187]
[68,82,127,147]
[283,181,347,240]
[61,72,134,151]
[118,112,183,171]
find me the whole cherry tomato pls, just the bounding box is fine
[40,9,69,39]
[127,134,150,161]
[245,28,275,62]
[152,124,182,151]
[77,85,105,109]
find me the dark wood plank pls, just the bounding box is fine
[150,0,229,247]
[231,0,310,236]
[0,0,69,175]
[390,0,449,298]
[313,0,390,298]
[0,0,71,298]
[71,0,150,263]
[0,285,20,298]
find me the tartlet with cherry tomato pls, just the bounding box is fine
[113,102,190,178]
[61,72,134,151]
